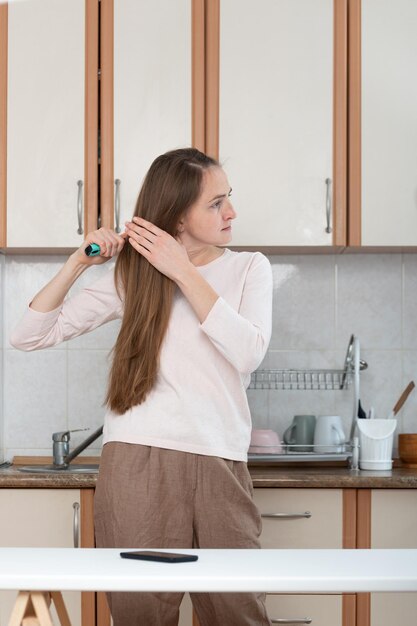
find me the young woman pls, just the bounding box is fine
[11,148,273,626]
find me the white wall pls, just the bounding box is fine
[2,252,417,461]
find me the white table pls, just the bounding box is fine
[1,547,417,593]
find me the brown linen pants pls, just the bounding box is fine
[94,442,272,626]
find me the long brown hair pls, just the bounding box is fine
[106,148,219,415]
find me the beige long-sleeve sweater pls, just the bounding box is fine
[10,248,273,461]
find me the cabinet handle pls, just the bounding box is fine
[271,619,312,624]
[261,512,312,519]
[114,179,121,233]
[325,177,332,233]
[73,502,80,548]
[77,180,84,235]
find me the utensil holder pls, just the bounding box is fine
[357,419,397,470]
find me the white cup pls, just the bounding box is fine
[313,415,346,453]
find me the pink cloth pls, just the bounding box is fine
[10,248,273,461]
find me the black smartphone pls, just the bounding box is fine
[120,550,198,563]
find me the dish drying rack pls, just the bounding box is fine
[248,335,367,467]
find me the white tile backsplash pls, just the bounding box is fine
[0,254,4,350]
[5,256,66,350]
[269,254,336,350]
[401,351,417,433]
[2,251,417,460]
[4,348,67,449]
[335,254,402,350]
[403,255,417,350]
[67,349,111,438]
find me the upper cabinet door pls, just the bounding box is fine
[6,0,86,248]
[360,0,417,246]
[218,0,346,247]
[113,0,192,227]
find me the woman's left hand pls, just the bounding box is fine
[125,217,191,282]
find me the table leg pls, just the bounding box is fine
[50,592,71,626]
[8,591,72,626]
[27,593,53,626]
[8,591,31,626]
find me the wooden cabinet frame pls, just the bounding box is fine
[348,0,361,247]
[81,489,96,626]
[100,0,113,231]
[85,0,100,237]
[333,0,349,248]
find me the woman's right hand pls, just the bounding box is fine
[71,228,129,266]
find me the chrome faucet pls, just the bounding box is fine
[52,426,104,468]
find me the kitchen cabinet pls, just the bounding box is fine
[1,0,349,251]
[368,490,417,626]
[175,489,345,626]
[253,488,350,626]
[0,0,198,251]
[213,0,347,248]
[1,0,96,249]
[2,0,417,251]
[349,0,417,247]
[0,489,93,626]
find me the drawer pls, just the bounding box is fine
[253,489,343,548]
[266,593,342,626]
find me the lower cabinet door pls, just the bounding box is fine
[0,489,82,626]
[371,593,417,625]
[370,490,417,625]
[266,594,343,626]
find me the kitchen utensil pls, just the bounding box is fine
[398,434,417,467]
[340,334,368,390]
[358,399,367,419]
[283,415,316,452]
[249,429,282,454]
[313,415,346,453]
[340,334,354,390]
[387,381,415,419]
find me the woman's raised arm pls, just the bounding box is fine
[30,228,127,313]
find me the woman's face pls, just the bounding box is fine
[178,166,236,247]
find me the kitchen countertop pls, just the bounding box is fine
[249,465,417,488]
[2,462,417,489]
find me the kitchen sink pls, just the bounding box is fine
[17,464,100,474]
